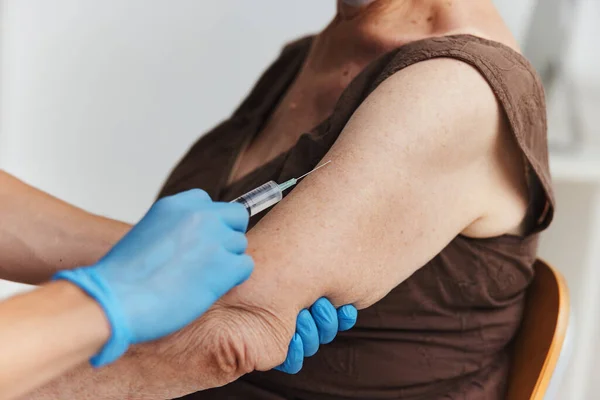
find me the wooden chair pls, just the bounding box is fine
[505,259,570,400]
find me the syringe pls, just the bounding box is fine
[231,160,331,217]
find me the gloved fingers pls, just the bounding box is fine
[274,333,303,374]
[296,309,319,357]
[210,202,250,233]
[221,230,248,255]
[337,305,358,331]
[310,298,338,344]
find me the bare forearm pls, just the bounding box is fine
[0,281,109,400]
[24,303,266,400]
[0,171,130,284]
[24,354,144,400]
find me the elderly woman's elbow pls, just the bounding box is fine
[170,301,292,385]
[211,301,292,373]
[210,323,257,378]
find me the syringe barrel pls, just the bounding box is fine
[231,180,282,217]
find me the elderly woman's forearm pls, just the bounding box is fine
[25,346,195,400]
[24,302,283,399]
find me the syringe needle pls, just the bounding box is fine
[277,160,332,192]
[296,160,332,181]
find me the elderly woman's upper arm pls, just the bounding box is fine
[231,59,504,312]
[190,58,512,383]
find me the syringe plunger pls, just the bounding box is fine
[231,181,282,217]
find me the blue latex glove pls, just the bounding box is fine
[54,189,253,367]
[275,298,358,374]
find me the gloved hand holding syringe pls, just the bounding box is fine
[231,161,332,216]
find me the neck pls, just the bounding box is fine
[335,0,453,36]
[327,1,453,53]
[338,0,380,18]
[337,0,417,20]
[306,0,462,73]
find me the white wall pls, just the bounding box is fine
[492,0,536,44]
[0,0,334,223]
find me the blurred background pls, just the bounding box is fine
[0,1,598,398]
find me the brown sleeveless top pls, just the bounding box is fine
[160,35,554,400]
